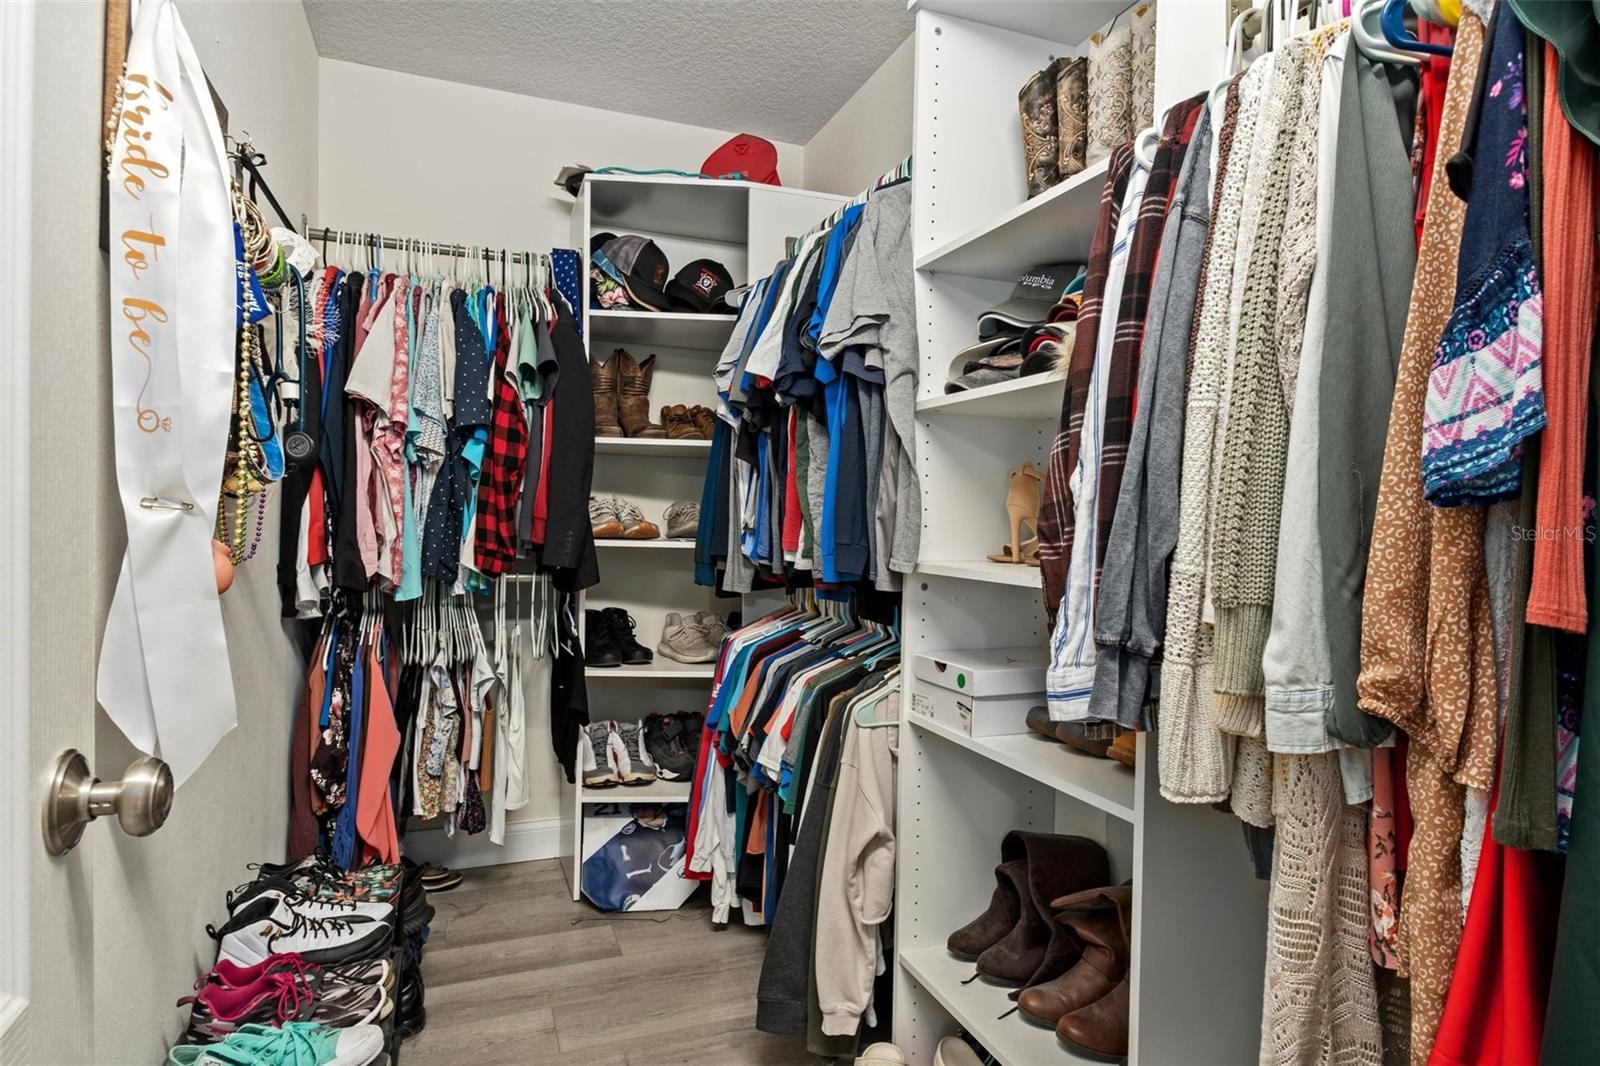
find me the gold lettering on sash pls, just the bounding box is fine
[114,71,178,434]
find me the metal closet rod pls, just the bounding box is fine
[305,227,542,262]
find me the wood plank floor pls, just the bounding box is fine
[403,859,816,1065]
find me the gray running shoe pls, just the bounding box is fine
[664,501,699,539]
[694,611,730,646]
[579,721,621,788]
[657,612,720,664]
[613,720,659,785]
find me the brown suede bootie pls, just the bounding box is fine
[616,349,665,438]
[975,831,1110,987]
[1056,975,1129,1060]
[662,404,699,440]
[948,859,1026,960]
[689,405,716,440]
[593,350,623,438]
[1018,885,1131,1028]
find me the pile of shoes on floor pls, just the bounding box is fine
[164,855,454,1066]
[577,711,704,788]
[948,831,1131,1061]
[584,606,733,666]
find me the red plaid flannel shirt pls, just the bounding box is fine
[475,295,528,576]
[1038,144,1135,628]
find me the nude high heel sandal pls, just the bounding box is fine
[988,462,1045,564]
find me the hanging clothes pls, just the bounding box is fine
[696,173,918,593]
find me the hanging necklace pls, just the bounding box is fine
[217,182,282,563]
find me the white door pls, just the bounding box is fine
[1,4,97,1061]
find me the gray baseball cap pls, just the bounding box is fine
[600,235,672,311]
[978,262,1081,338]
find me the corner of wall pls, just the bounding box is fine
[801,34,915,197]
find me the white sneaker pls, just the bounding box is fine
[226,882,394,924]
[613,720,659,785]
[214,895,392,967]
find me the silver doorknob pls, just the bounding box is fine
[42,749,173,855]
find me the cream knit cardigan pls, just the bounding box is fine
[1256,29,1383,1066]
[1211,39,1312,738]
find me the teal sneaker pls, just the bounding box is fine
[167,1021,384,1066]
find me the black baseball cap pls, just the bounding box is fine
[590,231,617,255]
[977,262,1081,339]
[600,235,672,311]
[667,259,736,314]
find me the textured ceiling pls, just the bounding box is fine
[301,0,915,143]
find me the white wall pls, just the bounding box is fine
[802,34,914,197]
[25,1,318,1061]
[318,58,806,256]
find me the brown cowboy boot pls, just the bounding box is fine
[592,350,624,438]
[1018,66,1061,198]
[617,350,665,438]
[1018,885,1131,1027]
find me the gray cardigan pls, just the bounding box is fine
[1319,44,1419,748]
[1090,108,1216,728]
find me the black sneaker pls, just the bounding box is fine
[667,711,704,778]
[644,714,688,780]
[601,607,653,665]
[584,609,623,668]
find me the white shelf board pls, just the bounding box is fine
[577,778,692,805]
[917,370,1066,419]
[916,559,1042,588]
[909,714,1135,822]
[915,159,1108,280]
[585,660,714,680]
[908,0,1128,46]
[594,538,696,550]
[586,173,750,245]
[593,436,711,458]
[900,946,1101,1066]
[587,308,736,351]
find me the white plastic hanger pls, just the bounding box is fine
[1353,0,1421,64]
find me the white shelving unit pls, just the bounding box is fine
[896,4,1269,1065]
[917,370,1067,420]
[594,537,697,550]
[563,172,845,903]
[592,436,712,458]
[588,307,737,350]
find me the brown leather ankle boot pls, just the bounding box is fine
[948,860,1026,960]
[616,350,665,438]
[662,404,698,440]
[1107,730,1136,768]
[976,831,1110,987]
[1057,974,1129,1060]
[689,405,716,440]
[1018,885,1131,1028]
[593,350,624,438]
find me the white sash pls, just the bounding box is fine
[99,0,238,786]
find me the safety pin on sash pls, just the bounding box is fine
[139,496,195,512]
